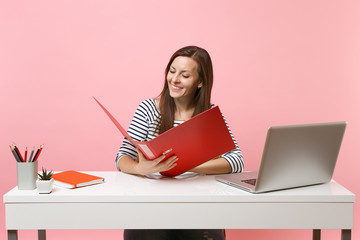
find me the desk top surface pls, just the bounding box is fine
[3,171,355,203]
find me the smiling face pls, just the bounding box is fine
[167,56,203,104]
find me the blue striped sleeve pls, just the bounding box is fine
[220,114,244,173]
[115,100,155,170]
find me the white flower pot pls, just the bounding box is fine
[36,178,54,194]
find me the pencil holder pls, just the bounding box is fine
[17,161,38,190]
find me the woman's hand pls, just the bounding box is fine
[134,149,178,176]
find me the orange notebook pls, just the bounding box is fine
[52,171,104,189]
[94,97,236,177]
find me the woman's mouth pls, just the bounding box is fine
[170,84,183,92]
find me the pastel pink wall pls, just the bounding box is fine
[1,1,359,239]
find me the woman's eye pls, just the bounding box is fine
[182,75,190,78]
[169,70,175,74]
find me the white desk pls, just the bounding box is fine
[3,171,355,240]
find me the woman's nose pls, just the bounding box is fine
[171,74,180,83]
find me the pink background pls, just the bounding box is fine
[1,0,359,239]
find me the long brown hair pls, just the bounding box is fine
[158,46,213,134]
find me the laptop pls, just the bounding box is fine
[216,122,347,193]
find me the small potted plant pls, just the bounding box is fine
[36,168,54,194]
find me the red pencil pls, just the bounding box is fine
[34,145,44,162]
[24,147,28,162]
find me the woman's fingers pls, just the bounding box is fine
[135,149,178,175]
[157,155,178,172]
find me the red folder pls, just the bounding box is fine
[94,97,236,177]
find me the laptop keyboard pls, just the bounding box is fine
[242,179,257,186]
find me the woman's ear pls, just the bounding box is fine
[197,81,203,89]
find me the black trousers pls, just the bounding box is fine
[124,229,225,240]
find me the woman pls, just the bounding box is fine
[116,46,244,240]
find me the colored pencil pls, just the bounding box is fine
[10,145,21,162]
[29,147,35,162]
[13,144,24,162]
[32,147,40,162]
[33,145,44,162]
[24,147,28,162]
